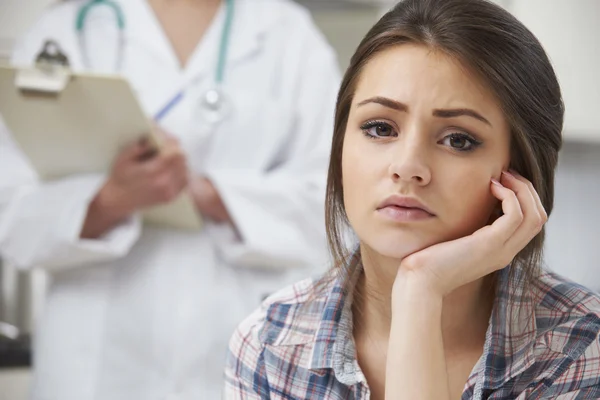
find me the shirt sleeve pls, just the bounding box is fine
[535,314,600,399]
[553,387,600,400]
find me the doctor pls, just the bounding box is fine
[0,0,340,399]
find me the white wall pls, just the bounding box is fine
[509,0,600,142]
[545,143,600,291]
[0,0,52,61]
[312,8,379,69]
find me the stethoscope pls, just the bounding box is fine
[75,0,235,123]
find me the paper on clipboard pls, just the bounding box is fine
[0,64,202,231]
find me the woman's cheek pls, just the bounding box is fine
[440,175,497,235]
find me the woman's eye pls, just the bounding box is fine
[440,133,482,152]
[361,121,397,138]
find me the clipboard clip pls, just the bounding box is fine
[15,40,72,94]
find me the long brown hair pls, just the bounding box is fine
[324,0,564,292]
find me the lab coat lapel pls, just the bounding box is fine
[118,0,180,71]
[117,0,274,92]
[182,0,272,85]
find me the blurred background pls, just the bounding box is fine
[0,1,599,399]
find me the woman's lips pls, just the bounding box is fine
[377,205,435,222]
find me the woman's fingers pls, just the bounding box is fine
[510,169,548,224]
[502,171,542,226]
[493,171,546,255]
[487,178,524,243]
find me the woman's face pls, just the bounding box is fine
[342,44,511,260]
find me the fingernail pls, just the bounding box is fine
[491,178,503,187]
[508,169,521,177]
[502,171,514,179]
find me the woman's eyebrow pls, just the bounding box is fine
[357,97,408,112]
[433,108,492,126]
[357,96,492,127]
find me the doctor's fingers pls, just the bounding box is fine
[151,170,189,203]
[150,124,180,144]
[113,138,154,164]
[159,135,185,158]
[139,147,188,177]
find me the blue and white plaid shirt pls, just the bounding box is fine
[224,260,600,399]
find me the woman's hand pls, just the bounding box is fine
[395,170,547,298]
[385,171,547,400]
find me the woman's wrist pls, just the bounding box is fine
[387,269,448,400]
[392,268,444,310]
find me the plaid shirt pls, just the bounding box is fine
[224,261,600,399]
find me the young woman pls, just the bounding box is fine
[223,0,600,398]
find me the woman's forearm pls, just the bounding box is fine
[386,273,450,400]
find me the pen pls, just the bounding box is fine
[154,91,184,121]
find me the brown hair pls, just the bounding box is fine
[324,0,564,291]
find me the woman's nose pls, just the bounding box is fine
[387,133,432,186]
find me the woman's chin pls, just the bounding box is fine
[361,233,436,261]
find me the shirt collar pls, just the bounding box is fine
[308,253,362,371]
[479,265,538,390]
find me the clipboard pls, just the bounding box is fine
[0,42,202,230]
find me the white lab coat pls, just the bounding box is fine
[0,0,340,399]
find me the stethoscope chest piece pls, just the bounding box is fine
[198,87,231,124]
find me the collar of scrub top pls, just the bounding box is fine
[75,0,236,121]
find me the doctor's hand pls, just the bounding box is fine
[190,177,232,224]
[393,170,547,300]
[81,133,189,239]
